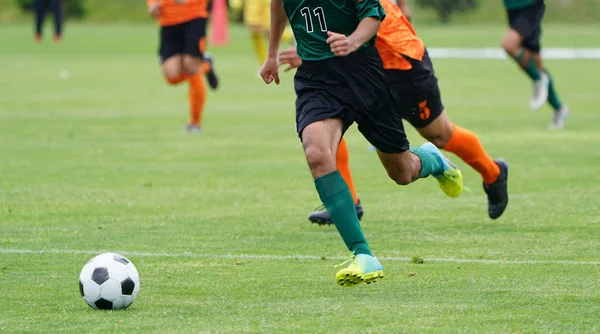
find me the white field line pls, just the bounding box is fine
[1,248,599,266]
[428,47,600,59]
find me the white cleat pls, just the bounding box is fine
[548,106,569,130]
[530,72,550,112]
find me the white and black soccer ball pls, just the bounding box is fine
[78,253,140,310]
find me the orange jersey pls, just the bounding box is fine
[376,0,425,70]
[148,0,209,27]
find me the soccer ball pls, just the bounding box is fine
[78,253,140,310]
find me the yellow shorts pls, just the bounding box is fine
[244,0,270,31]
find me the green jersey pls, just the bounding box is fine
[503,0,542,10]
[282,0,385,61]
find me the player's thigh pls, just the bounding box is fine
[295,67,350,178]
[501,29,523,53]
[181,18,207,74]
[523,25,542,54]
[341,48,409,154]
[183,18,207,57]
[416,110,453,148]
[161,55,184,79]
[389,51,445,131]
[159,23,185,67]
[506,1,544,49]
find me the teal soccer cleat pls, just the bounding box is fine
[420,142,464,198]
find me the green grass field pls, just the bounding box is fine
[1,23,600,332]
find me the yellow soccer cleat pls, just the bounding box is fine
[335,254,384,287]
[420,142,464,198]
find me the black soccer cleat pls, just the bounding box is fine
[203,53,219,90]
[308,200,363,225]
[483,159,509,220]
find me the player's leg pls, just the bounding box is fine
[531,48,569,129]
[244,0,268,64]
[160,23,186,85]
[396,51,508,218]
[376,143,462,198]
[162,56,186,85]
[302,119,382,286]
[295,64,382,287]
[182,18,213,132]
[417,112,509,219]
[159,23,198,130]
[353,48,463,197]
[49,0,63,43]
[502,1,549,111]
[308,137,363,225]
[34,0,49,42]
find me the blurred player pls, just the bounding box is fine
[279,0,509,223]
[34,0,64,43]
[148,0,219,132]
[502,0,568,129]
[261,0,463,286]
[242,0,294,65]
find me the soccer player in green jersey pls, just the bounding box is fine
[502,0,568,129]
[260,0,464,287]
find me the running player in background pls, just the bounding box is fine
[502,0,568,129]
[279,0,509,223]
[148,0,219,132]
[261,0,463,286]
[241,0,294,65]
[34,0,63,43]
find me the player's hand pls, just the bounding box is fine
[148,2,162,19]
[326,31,357,57]
[278,46,302,72]
[260,57,280,85]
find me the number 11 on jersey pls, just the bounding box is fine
[300,7,327,33]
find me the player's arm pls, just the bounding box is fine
[327,0,385,56]
[395,0,412,21]
[348,17,381,49]
[279,46,302,72]
[147,0,162,19]
[266,0,288,60]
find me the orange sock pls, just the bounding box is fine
[337,137,359,204]
[165,73,186,85]
[443,123,500,185]
[188,72,206,126]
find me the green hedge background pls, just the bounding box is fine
[1,0,599,24]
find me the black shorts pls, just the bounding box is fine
[159,17,207,63]
[384,49,444,129]
[506,0,545,53]
[294,46,408,154]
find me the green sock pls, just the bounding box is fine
[545,69,563,110]
[513,49,541,81]
[410,147,445,178]
[315,171,372,256]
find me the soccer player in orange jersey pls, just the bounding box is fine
[279,0,509,222]
[148,0,219,132]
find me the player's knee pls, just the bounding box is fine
[501,34,520,55]
[164,75,183,85]
[304,145,335,177]
[424,134,450,149]
[182,58,200,76]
